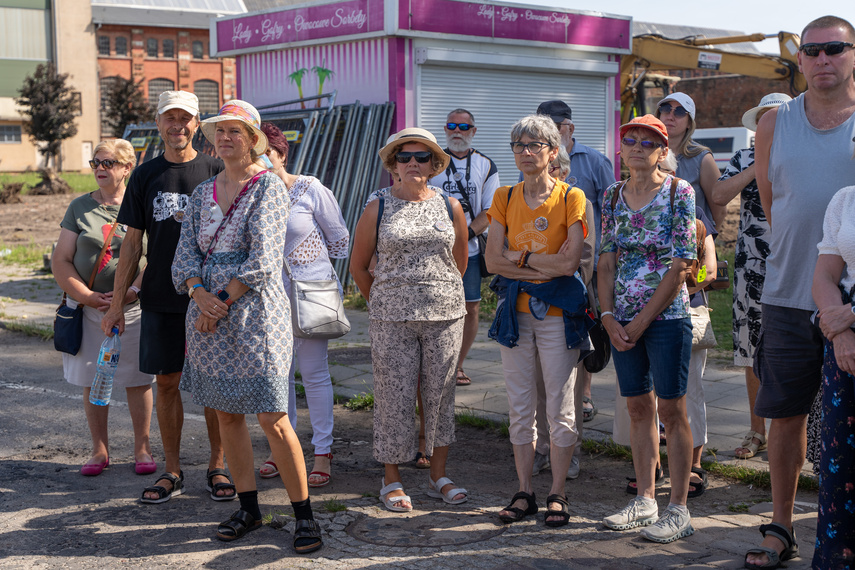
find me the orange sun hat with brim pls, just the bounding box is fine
[201,100,269,156]
[619,115,669,147]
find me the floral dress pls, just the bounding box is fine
[172,171,292,414]
[600,175,697,321]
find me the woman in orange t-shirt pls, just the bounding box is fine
[485,114,587,528]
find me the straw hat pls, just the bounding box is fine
[378,128,450,174]
[201,100,268,156]
[741,93,792,131]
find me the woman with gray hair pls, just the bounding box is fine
[486,114,589,527]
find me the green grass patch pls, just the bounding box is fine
[708,246,735,358]
[343,391,374,411]
[454,407,510,436]
[293,382,305,398]
[479,278,497,319]
[0,172,98,194]
[581,437,634,461]
[0,242,51,268]
[342,284,367,311]
[0,320,54,341]
[701,460,819,492]
[321,497,347,513]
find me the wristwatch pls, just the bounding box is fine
[188,283,204,298]
[217,289,234,307]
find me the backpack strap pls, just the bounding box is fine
[669,176,681,211]
[375,196,385,237]
[610,180,629,211]
[439,192,454,222]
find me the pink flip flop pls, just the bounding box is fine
[259,461,279,479]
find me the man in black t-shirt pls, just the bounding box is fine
[102,91,230,504]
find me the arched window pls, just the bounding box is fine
[146,38,157,57]
[115,37,128,56]
[148,78,175,108]
[192,41,204,59]
[194,80,219,114]
[99,76,119,135]
[163,39,175,58]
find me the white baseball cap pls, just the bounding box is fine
[657,92,696,121]
[741,93,792,131]
[157,91,199,116]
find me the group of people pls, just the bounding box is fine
[50,13,855,568]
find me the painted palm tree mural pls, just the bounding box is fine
[288,67,309,108]
[312,61,334,108]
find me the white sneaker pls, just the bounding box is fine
[640,505,694,543]
[566,456,580,480]
[603,497,658,530]
[532,451,550,476]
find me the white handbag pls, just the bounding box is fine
[284,263,350,340]
[690,305,717,350]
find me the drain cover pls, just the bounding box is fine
[347,510,506,547]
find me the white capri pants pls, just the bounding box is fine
[288,337,335,455]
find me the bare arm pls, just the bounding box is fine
[484,219,548,280]
[699,153,726,228]
[624,258,691,344]
[449,198,469,275]
[52,229,112,311]
[101,226,143,335]
[711,163,755,207]
[469,210,490,235]
[755,108,777,229]
[813,253,855,372]
[522,222,584,278]
[349,200,379,302]
[597,250,635,352]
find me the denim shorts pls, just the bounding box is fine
[462,254,481,302]
[611,317,692,399]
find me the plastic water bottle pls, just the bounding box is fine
[90,328,121,406]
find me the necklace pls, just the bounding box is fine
[222,171,253,204]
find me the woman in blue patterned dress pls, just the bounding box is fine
[172,100,321,553]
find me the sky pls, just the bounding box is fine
[512,0,855,54]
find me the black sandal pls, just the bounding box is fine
[544,494,570,527]
[626,466,666,495]
[206,468,237,502]
[744,522,798,568]
[498,491,538,524]
[139,471,184,504]
[688,466,708,499]
[216,509,262,542]
[293,519,323,554]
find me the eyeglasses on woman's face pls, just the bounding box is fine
[89,158,120,170]
[621,137,663,150]
[658,103,689,118]
[395,151,432,164]
[509,141,551,155]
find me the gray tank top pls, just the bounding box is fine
[676,149,714,226]
[763,94,855,310]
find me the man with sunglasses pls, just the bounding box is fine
[429,108,500,387]
[529,100,615,480]
[101,91,232,505]
[747,15,855,570]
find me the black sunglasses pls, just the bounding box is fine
[509,141,550,154]
[621,137,662,150]
[799,41,854,57]
[446,122,473,131]
[658,103,689,118]
[396,151,432,164]
[89,158,120,170]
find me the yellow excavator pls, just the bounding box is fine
[621,32,807,124]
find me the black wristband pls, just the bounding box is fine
[468,227,476,241]
[523,251,532,267]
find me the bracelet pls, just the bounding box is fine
[600,311,615,319]
[517,250,528,268]
[522,251,532,268]
[189,283,205,299]
[129,285,141,298]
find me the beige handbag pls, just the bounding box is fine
[690,305,717,349]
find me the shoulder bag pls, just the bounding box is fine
[54,221,119,355]
[690,305,717,349]
[284,261,350,340]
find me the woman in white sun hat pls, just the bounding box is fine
[171,100,322,553]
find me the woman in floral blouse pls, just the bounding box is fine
[599,115,697,544]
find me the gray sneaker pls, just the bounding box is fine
[566,456,580,480]
[640,505,694,543]
[603,497,658,530]
[532,451,550,476]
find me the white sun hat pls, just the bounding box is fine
[741,93,793,131]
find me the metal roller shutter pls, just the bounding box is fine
[418,65,611,185]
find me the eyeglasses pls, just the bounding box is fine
[658,103,690,118]
[395,151,432,164]
[548,164,562,173]
[509,141,550,154]
[89,158,120,170]
[621,137,662,150]
[446,123,473,131]
[554,121,571,130]
[799,41,854,57]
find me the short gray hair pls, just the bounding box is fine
[552,146,571,179]
[511,114,561,149]
[660,149,678,173]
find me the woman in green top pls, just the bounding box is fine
[52,139,154,477]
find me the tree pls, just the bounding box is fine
[312,61,335,108]
[288,67,309,109]
[15,63,80,173]
[103,76,151,138]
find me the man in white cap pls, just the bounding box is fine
[710,93,791,466]
[746,15,855,568]
[102,91,230,504]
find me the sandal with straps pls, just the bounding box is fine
[427,476,468,505]
[744,522,799,568]
[293,518,323,554]
[216,509,262,542]
[736,430,768,459]
[498,491,538,524]
[688,466,708,498]
[206,468,237,501]
[140,471,184,504]
[380,478,413,512]
[544,494,571,527]
[308,453,332,488]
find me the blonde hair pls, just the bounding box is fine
[93,139,137,169]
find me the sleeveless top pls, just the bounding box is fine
[369,193,466,322]
[764,94,855,310]
[676,149,714,226]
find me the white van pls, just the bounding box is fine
[693,127,754,172]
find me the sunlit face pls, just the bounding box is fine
[91,149,130,191]
[395,142,433,184]
[444,111,476,154]
[554,120,574,148]
[513,134,558,177]
[156,108,199,151]
[214,120,256,161]
[657,103,689,140]
[798,26,855,92]
[620,127,666,171]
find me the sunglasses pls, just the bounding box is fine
[509,141,550,154]
[799,41,854,57]
[446,122,473,131]
[89,158,120,170]
[658,103,690,118]
[621,137,662,150]
[395,151,432,164]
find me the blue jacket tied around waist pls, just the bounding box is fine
[488,274,594,353]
